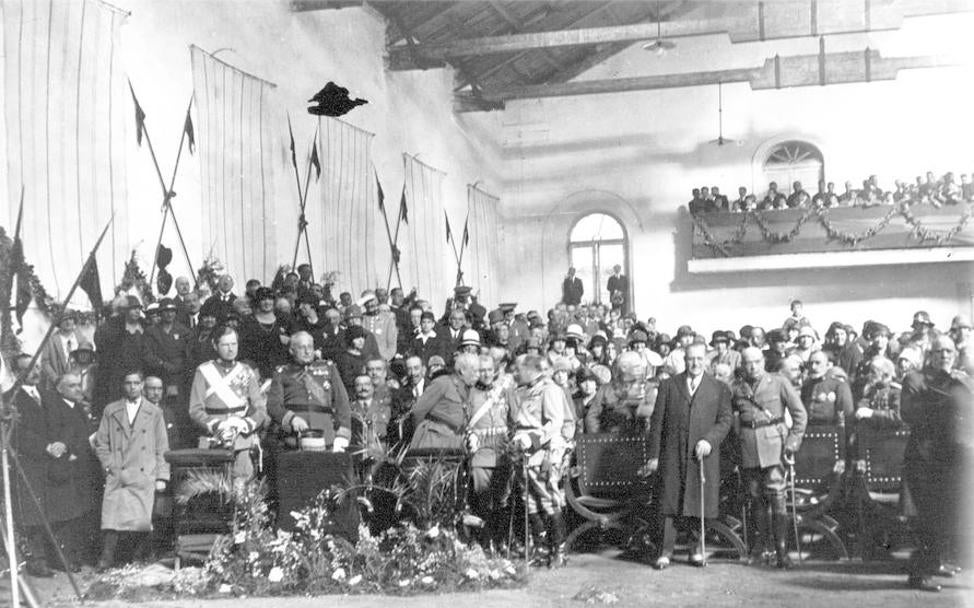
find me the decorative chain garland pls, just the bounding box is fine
[694,201,974,257]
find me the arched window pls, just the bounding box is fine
[762,140,824,195]
[568,213,629,309]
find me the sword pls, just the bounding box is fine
[787,458,803,566]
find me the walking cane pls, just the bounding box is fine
[787,458,803,566]
[699,456,708,567]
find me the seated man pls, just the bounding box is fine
[786,181,811,208]
[266,331,352,453]
[584,351,656,434]
[852,356,902,472]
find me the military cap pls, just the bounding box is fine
[488,309,504,325]
[454,285,472,297]
[358,291,377,306]
[157,297,177,312]
[499,302,517,312]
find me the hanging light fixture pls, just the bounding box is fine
[642,0,676,55]
[708,81,741,146]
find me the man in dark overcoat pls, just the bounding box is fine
[643,343,733,568]
[900,335,971,592]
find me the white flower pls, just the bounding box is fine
[233,531,246,544]
[218,584,232,594]
[348,575,362,586]
[331,567,346,581]
[420,575,435,585]
[398,579,411,587]
[248,551,259,562]
[267,567,283,583]
[425,525,440,539]
[465,568,480,580]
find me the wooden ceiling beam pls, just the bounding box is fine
[456,50,962,109]
[391,0,973,64]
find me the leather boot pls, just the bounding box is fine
[748,500,773,565]
[772,495,793,570]
[528,514,548,565]
[97,531,119,572]
[548,511,567,568]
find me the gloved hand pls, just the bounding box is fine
[832,460,846,475]
[694,439,712,460]
[46,442,67,458]
[155,480,167,492]
[783,449,796,466]
[855,407,873,420]
[854,459,867,474]
[291,416,310,433]
[332,437,349,453]
[465,432,480,453]
[513,434,532,451]
[637,458,659,478]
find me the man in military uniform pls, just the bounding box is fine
[266,332,352,453]
[466,354,516,552]
[511,353,570,568]
[732,347,807,568]
[900,335,971,592]
[361,291,398,362]
[800,350,853,474]
[188,327,267,480]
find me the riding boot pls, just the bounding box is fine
[548,510,567,568]
[528,514,548,564]
[97,530,119,572]
[748,500,773,565]
[771,495,793,570]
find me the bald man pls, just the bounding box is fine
[900,335,971,592]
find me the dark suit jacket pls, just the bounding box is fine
[562,277,584,305]
[648,373,732,518]
[202,292,237,322]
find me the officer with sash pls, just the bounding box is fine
[266,331,352,453]
[189,327,267,480]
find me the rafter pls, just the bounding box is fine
[456,50,962,110]
[391,0,973,67]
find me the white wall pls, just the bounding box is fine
[497,12,974,336]
[6,1,504,352]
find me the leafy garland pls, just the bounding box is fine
[118,250,155,305]
[0,228,16,354]
[692,201,974,257]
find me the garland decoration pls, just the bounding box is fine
[117,250,155,305]
[0,227,17,354]
[692,201,974,257]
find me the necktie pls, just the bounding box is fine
[66,336,75,357]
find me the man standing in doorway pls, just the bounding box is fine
[606,265,629,314]
[562,267,584,306]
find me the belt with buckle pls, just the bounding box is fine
[744,416,783,429]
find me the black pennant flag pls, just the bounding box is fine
[376,173,385,211]
[184,108,196,154]
[462,217,470,248]
[79,256,103,316]
[399,185,408,224]
[445,211,453,244]
[310,140,321,181]
[129,81,146,146]
[287,115,298,171]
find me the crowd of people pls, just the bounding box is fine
[688,169,974,214]
[4,263,971,593]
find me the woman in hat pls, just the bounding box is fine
[572,367,601,435]
[335,325,370,394]
[707,331,741,375]
[239,286,291,379]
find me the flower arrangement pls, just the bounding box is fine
[197,254,226,294]
[117,250,154,305]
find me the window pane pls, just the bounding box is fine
[570,213,623,242]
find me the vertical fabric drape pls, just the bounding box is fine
[402,154,447,303]
[466,184,500,308]
[2,0,129,300]
[190,45,276,284]
[313,117,379,296]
